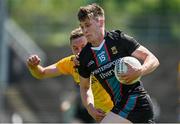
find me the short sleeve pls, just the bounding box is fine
[77,50,91,78]
[120,32,140,55]
[55,56,74,75]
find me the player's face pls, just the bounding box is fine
[80,17,102,46]
[71,36,87,55]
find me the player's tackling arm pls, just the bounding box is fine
[28,64,61,79]
[27,55,61,79]
[132,45,160,76]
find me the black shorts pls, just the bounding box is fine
[112,92,154,123]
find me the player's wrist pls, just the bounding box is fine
[87,103,97,121]
[87,103,94,113]
[139,65,145,76]
[28,64,38,70]
[28,64,39,71]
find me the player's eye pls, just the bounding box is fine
[85,23,90,28]
[73,47,78,51]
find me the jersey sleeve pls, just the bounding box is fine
[77,49,91,78]
[55,55,74,75]
[78,66,90,78]
[118,31,140,55]
[55,55,80,84]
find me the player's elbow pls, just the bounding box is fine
[152,55,160,70]
[31,71,45,79]
[29,68,46,80]
[154,56,160,68]
[156,59,160,68]
[32,74,43,79]
[36,76,43,79]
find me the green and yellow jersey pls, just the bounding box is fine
[55,55,114,113]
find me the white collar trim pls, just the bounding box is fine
[91,40,105,50]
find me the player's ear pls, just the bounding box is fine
[94,16,104,28]
[98,17,104,28]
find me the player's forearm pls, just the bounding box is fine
[141,54,159,76]
[80,86,94,111]
[132,45,160,76]
[28,65,45,79]
[80,78,94,113]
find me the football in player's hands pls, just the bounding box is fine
[114,56,142,84]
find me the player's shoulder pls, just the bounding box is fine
[69,55,75,61]
[107,30,134,41]
[106,30,122,39]
[56,55,75,65]
[79,43,91,57]
[106,30,126,42]
[64,55,75,61]
[109,30,122,35]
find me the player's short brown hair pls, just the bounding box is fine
[77,3,104,21]
[70,27,84,44]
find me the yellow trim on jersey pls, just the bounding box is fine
[55,55,114,113]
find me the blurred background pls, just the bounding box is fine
[0,0,180,123]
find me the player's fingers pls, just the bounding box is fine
[74,57,80,66]
[27,57,34,64]
[126,75,137,83]
[119,74,131,83]
[32,55,38,61]
[75,55,79,58]
[119,73,127,79]
[27,59,32,66]
[32,55,41,64]
[96,108,105,114]
[34,59,40,65]
[27,57,31,63]
[30,55,39,60]
[96,112,106,117]
[27,56,35,63]
[96,115,106,122]
[95,111,106,119]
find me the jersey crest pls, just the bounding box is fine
[111,46,118,55]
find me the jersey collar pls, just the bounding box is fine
[91,39,105,51]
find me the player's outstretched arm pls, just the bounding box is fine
[26,54,61,79]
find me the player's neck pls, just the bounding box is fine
[91,30,104,47]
